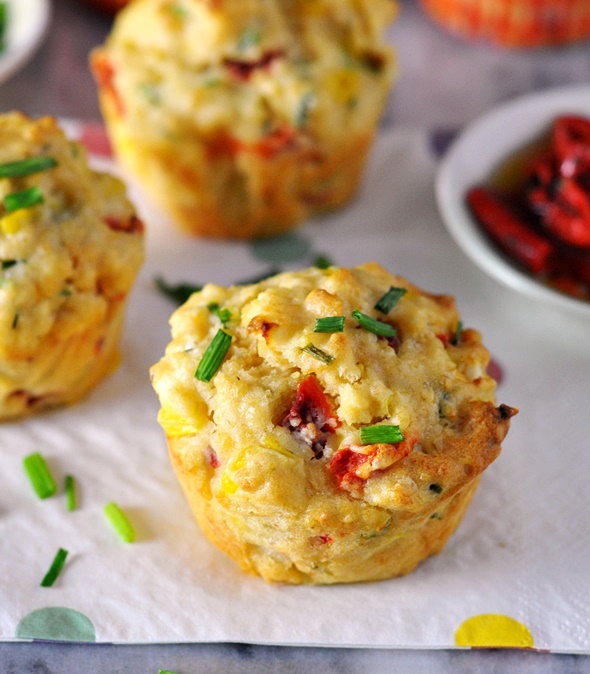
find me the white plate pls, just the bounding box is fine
[436,85,590,319]
[0,0,51,85]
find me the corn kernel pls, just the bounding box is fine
[157,407,198,437]
[326,69,359,103]
[1,209,31,235]
[221,472,238,494]
[264,434,295,458]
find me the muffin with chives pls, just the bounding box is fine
[0,112,144,420]
[91,0,398,239]
[150,262,516,584]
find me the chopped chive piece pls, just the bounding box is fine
[11,310,19,329]
[104,502,135,543]
[65,475,76,511]
[23,452,57,499]
[0,1,6,53]
[195,329,232,382]
[352,310,397,338]
[301,343,334,364]
[1,259,18,270]
[0,155,57,179]
[155,276,202,305]
[374,286,407,314]
[451,320,463,346]
[314,316,345,333]
[4,186,44,213]
[159,670,179,674]
[296,91,315,128]
[313,254,333,269]
[237,27,261,52]
[360,424,404,445]
[40,547,69,587]
[207,302,231,327]
[429,483,443,494]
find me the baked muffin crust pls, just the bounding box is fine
[92,0,398,238]
[0,113,144,419]
[151,263,516,583]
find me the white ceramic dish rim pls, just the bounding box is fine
[436,84,590,319]
[0,0,51,85]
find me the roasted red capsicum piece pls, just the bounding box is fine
[466,186,553,274]
[282,374,340,459]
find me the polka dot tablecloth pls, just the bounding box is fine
[1,122,589,652]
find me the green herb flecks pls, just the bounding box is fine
[195,329,232,382]
[374,286,407,314]
[23,452,57,499]
[104,502,135,543]
[237,27,261,52]
[40,548,69,587]
[155,276,202,305]
[1,259,18,270]
[451,320,463,346]
[296,91,315,128]
[313,254,333,269]
[4,186,44,213]
[0,155,57,179]
[65,475,76,511]
[360,424,404,445]
[208,302,231,328]
[352,309,396,338]
[0,1,6,54]
[314,316,345,333]
[301,343,334,364]
[429,483,443,494]
[138,82,161,106]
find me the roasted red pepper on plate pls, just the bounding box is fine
[466,114,590,301]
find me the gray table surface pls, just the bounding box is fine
[2,0,590,672]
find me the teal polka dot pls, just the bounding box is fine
[250,233,311,263]
[16,607,96,642]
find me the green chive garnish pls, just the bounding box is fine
[4,186,44,213]
[65,475,76,511]
[208,302,231,327]
[352,310,397,338]
[360,424,404,445]
[374,286,407,314]
[0,1,6,54]
[313,254,333,269]
[155,276,202,305]
[301,343,334,364]
[1,259,18,270]
[195,329,232,382]
[41,547,69,587]
[104,502,135,543]
[23,452,57,499]
[0,155,57,179]
[314,316,345,333]
[451,320,463,346]
[159,670,179,674]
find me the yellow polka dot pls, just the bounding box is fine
[455,614,534,648]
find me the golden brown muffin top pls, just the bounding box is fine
[0,113,144,360]
[152,263,513,519]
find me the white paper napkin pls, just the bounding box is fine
[1,127,589,652]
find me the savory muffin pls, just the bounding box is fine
[0,113,144,420]
[150,263,516,584]
[91,0,397,239]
